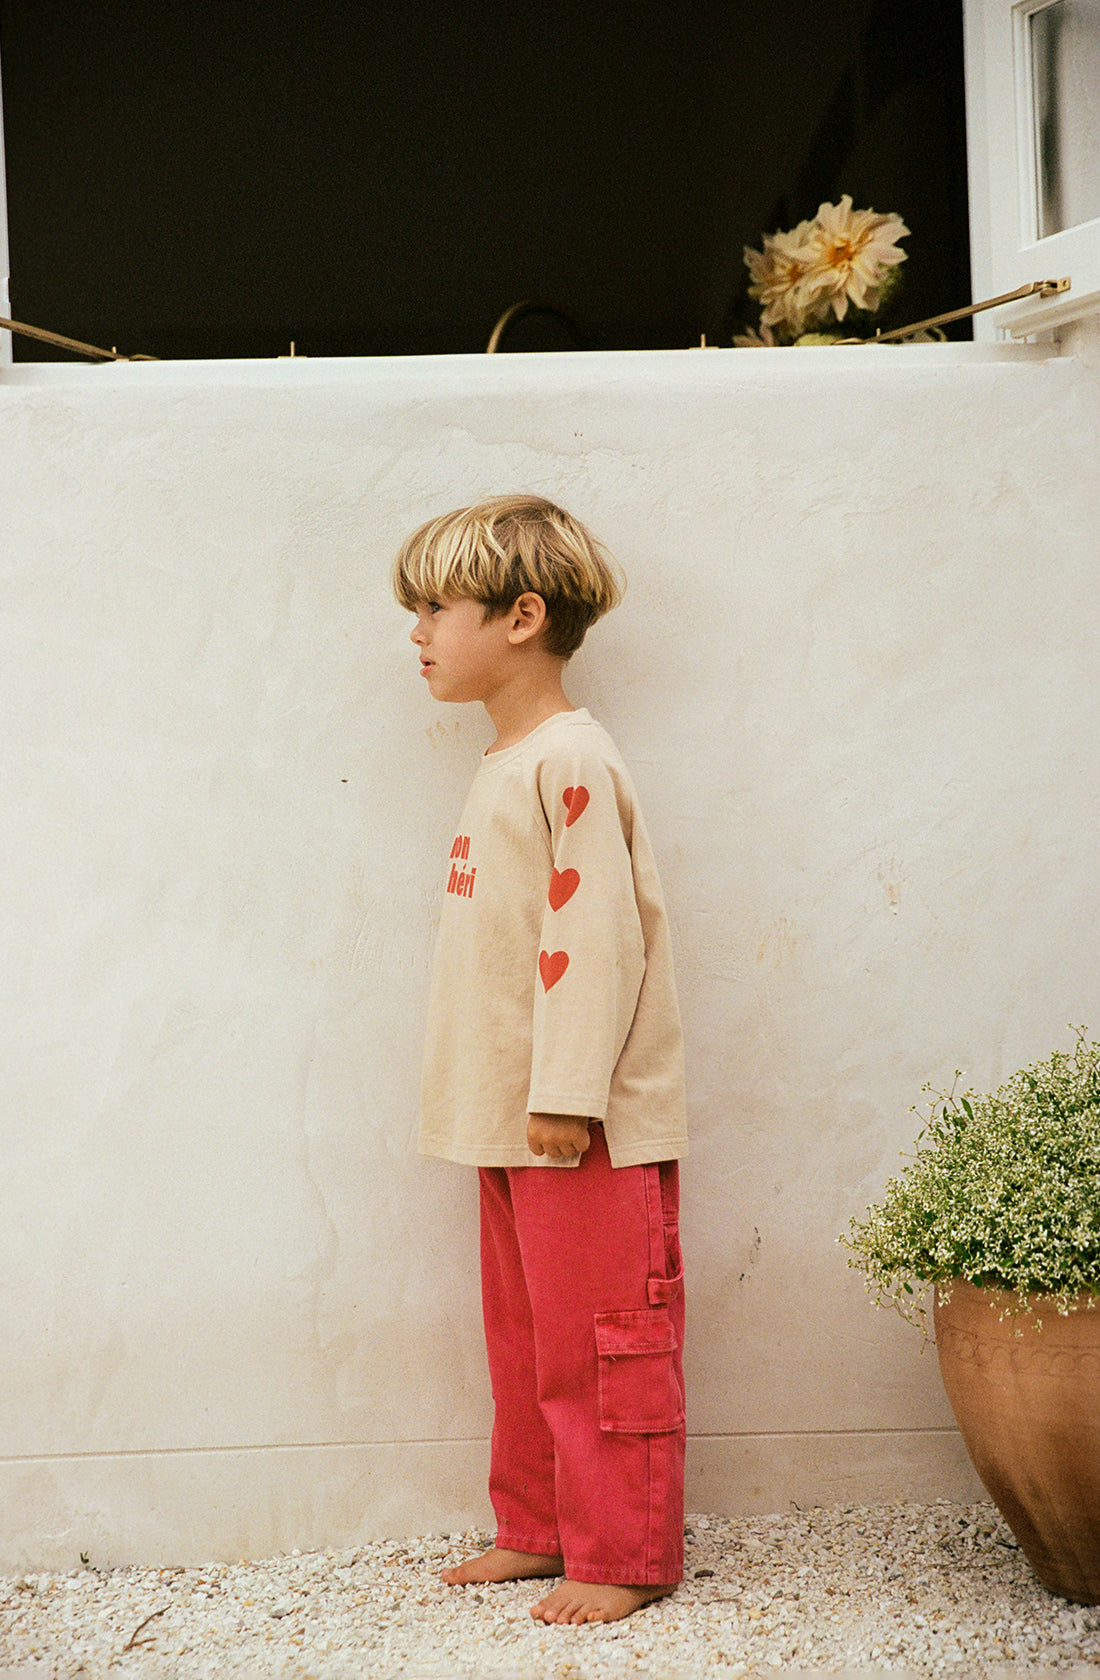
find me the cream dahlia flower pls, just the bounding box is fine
[800,195,909,322]
[731,322,778,348]
[743,219,818,339]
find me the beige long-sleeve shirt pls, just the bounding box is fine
[418,709,688,1169]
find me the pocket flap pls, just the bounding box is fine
[594,1306,677,1358]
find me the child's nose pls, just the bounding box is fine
[410,620,426,645]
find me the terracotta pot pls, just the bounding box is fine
[934,1278,1100,1603]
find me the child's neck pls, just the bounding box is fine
[483,668,575,754]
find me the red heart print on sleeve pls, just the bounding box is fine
[538,950,569,991]
[563,785,589,826]
[548,867,580,910]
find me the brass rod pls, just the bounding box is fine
[486,299,586,353]
[0,316,158,361]
[864,279,1071,344]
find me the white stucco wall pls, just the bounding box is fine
[2,341,1098,1569]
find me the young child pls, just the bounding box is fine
[393,494,688,1626]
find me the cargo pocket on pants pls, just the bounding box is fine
[594,1306,683,1434]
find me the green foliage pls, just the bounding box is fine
[841,1030,1100,1326]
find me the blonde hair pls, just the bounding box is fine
[392,494,623,658]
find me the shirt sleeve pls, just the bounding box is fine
[526,742,646,1119]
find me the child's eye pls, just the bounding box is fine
[428,601,444,614]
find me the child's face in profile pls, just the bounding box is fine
[408,596,513,705]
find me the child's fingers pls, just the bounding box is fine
[527,1115,592,1157]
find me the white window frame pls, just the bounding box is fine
[965,0,1100,338]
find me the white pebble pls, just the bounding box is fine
[1,1502,1099,1677]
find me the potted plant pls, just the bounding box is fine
[841,1030,1100,1605]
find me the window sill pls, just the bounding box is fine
[0,340,1055,392]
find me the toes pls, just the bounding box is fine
[531,1593,572,1624]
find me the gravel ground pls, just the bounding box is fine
[2,1501,1100,1679]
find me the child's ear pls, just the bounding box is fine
[507,592,548,645]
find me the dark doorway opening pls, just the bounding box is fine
[0,0,970,360]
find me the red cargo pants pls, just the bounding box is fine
[477,1123,685,1586]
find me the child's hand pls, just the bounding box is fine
[527,1113,591,1160]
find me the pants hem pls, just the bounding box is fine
[561,1561,683,1587]
[495,1530,563,1557]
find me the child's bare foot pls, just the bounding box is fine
[441,1546,564,1586]
[531,1579,676,1624]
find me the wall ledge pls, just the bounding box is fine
[0,341,1052,396]
[0,1432,982,1570]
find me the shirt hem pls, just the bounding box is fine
[525,1093,609,1120]
[605,1136,689,1168]
[419,1135,688,1169]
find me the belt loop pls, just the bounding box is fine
[643,1160,682,1305]
[643,1161,664,1286]
[644,1159,676,1305]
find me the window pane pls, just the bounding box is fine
[1031,0,1100,237]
